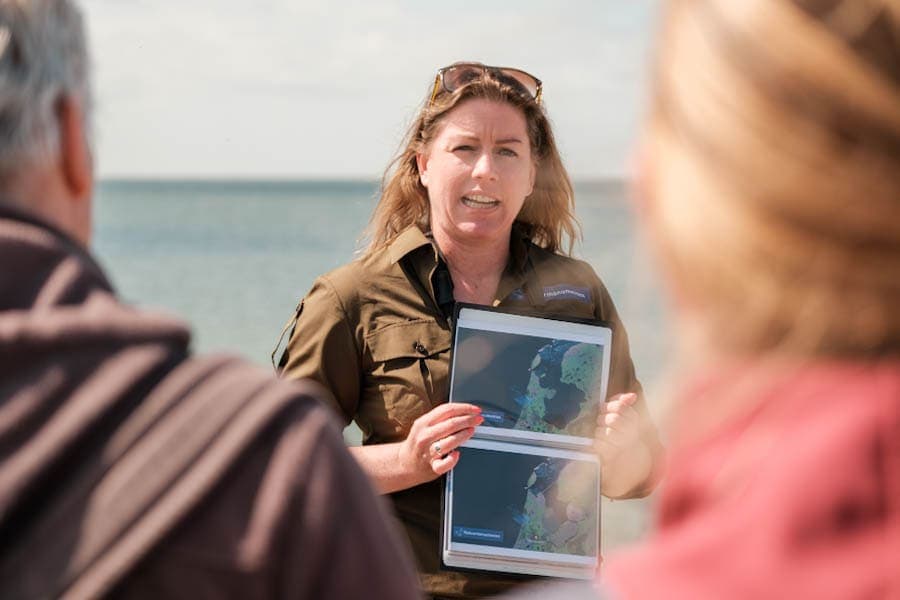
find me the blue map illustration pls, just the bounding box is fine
[451,447,598,557]
[453,329,604,438]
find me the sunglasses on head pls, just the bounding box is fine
[429,62,543,106]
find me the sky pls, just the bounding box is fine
[81,1,661,180]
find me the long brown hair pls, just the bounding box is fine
[644,0,900,359]
[363,66,580,256]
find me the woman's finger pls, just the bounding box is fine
[600,408,639,430]
[598,404,639,427]
[430,450,461,475]
[430,427,477,458]
[602,393,638,414]
[427,413,484,442]
[408,405,481,452]
[420,402,481,426]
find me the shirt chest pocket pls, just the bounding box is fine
[363,319,452,439]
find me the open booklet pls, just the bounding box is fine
[442,304,611,580]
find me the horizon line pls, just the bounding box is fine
[97,174,630,184]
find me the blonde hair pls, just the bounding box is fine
[645,0,900,358]
[363,68,579,255]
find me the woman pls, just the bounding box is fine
[596,0,900,598]
[276,62,663,598]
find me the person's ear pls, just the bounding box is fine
[416,152,430,188]
[56,94,93,202]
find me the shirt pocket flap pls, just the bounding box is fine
[366,319,451,362]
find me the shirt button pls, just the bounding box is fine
[413,342,428,355]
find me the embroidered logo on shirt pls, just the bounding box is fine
[542,284,592,303]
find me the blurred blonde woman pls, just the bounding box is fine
[599,0,900,598]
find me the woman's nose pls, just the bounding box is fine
[472,151,498,180]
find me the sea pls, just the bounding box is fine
[93,178,673,552]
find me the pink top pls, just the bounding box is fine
[603,360,900,599]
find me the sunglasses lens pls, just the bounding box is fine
[495,69,539,99]
[434,63,542,105]
[441,64,485,93]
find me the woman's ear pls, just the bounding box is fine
[416,152,429,188]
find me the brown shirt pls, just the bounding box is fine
[278,225,661,598]
[0,206,420,600]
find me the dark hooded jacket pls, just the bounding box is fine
[0,206,420,600]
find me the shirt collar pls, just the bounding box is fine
[386,223,534,306]
[387,226,434,265]
[387,223,532,269]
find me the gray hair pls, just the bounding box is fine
[0,0,90,179]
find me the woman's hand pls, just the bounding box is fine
[595,392,653,498]
[398,402,483,483]
[348,402,483,494]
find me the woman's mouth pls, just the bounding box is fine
[461,194,500,208]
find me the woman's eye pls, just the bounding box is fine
[453,145,475,152]
[498,148,518,158]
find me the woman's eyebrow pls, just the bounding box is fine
[444,131,525,145]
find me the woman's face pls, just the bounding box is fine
[417,98,536,245]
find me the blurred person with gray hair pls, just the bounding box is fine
[0,1,420,598]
